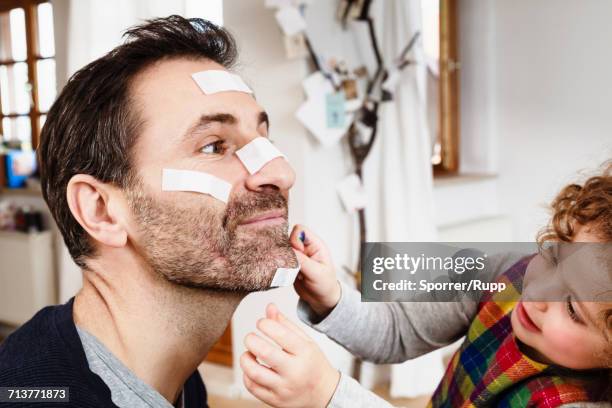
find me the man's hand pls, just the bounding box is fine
[290,225,341,317]
[241,303,340,408]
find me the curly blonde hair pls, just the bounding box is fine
[537,160,612,244]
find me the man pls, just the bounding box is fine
[0,15,297,408]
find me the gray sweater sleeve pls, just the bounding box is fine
[297,280,473,364]
[298,252,525,364]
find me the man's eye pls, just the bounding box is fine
[199,141,226,155]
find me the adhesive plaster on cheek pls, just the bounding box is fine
[270,264,301,288]
[161,168,232,203]
[235,137,286,175]
[191,70,253,95]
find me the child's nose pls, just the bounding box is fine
[530,301,548,313]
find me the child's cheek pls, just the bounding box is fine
[540,324,594,368]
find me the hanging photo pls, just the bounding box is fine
[326,92,347,129]
[284,33,309,59]
[275,6,307,36]
[341,78,359,100]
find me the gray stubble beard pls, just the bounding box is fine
[127,185,297,292]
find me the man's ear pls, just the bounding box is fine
[66,174,129,248]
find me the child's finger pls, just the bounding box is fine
[244,332,286,370]
[277,311,310,340]
[293,250,323,280]
[257,317,304,355]
[289,225,306,252]
[289,224,332,264]
[266,303,280,321]
[266,303,311,342]
[242,373,278,407]
[240,351,282,389]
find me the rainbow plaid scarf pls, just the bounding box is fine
[429,255,610,407]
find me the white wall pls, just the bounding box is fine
[460,0,612,241]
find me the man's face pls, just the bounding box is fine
[124,58,297,292]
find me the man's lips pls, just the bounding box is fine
[238,210,286,227]
[516,301,541,333]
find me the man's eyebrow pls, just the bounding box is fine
[182,113,238,142]
[196,113,237,128]
[184,111,269,140]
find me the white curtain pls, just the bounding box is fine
[362,0,443,398]
[52,0,222,87]
[50,0,223,302]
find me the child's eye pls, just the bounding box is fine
[199,140,226,155]
[566,295,583,324]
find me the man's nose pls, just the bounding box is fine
[244,156,295,193]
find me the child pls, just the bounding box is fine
[240,164,612,407]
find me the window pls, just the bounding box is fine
[0,0,56,150]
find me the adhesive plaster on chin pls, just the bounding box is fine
[191,70,253,95]
[236,137,286,175]
[270,264,301,288]
[161,168,232,203]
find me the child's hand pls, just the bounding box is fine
[290,225,341,317]
[241,303,340,408]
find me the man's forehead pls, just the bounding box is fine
[130,58,261,128]
[132,58,227,98]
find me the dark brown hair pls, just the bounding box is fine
[37,16,237,268]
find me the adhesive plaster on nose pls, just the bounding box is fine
[236,137,286,175]
[191,70,253,95]
[161,168,232,203]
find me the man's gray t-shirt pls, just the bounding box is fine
[76,326,184,408]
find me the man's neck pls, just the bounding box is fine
[73,252,243,404]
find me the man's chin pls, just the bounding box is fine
[233,220,289,238]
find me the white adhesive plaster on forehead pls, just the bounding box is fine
[236,137,286,175]
[191,70,253,94]
[162,168,232,203]
[271,265,300,287]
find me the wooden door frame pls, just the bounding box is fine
[434,0,460,175]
